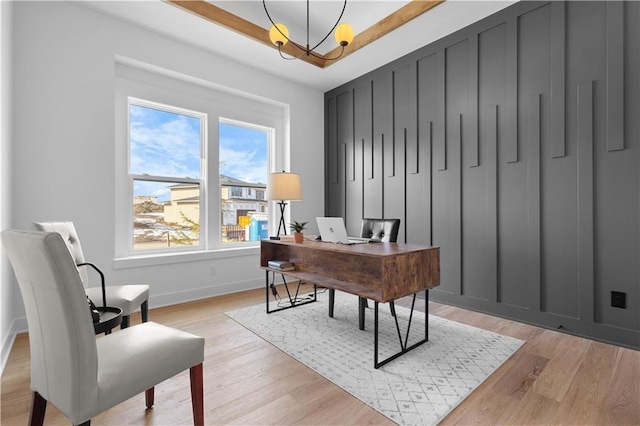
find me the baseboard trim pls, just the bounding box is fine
[1,317,25,375]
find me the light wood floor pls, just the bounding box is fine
[2,285,639,425]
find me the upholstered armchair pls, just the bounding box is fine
[328,218,401,329]
[33,221,149,328]
[1,229,205,426]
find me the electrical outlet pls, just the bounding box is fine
[611,291,626,309]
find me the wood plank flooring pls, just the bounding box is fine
[2,285,638,425]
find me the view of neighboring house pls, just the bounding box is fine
[163,175,267,227]
[219,174,267,226]
[158,175,267,242]
[164,184,200,225]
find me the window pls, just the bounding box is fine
[219,120,269,244]
[129,99,205,251]
[115,61,286,260]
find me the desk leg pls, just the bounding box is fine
[374,290,429,369]
[266,271,317,314]
[265,271,269,314]
[358,297,366,330]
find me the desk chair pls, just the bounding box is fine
[328,218,401,329]
[34,221,149,328]
[1,229,204,426]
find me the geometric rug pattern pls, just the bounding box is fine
[227,290,524,426]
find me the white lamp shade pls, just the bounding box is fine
[265,172,302,201]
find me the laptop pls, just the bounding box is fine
[316,217,370,244]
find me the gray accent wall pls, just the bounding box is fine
[324,1,640,349]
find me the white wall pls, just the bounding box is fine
[1,0,15,372]
[4,1,324,344]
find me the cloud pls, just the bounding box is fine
[130,106,201,178]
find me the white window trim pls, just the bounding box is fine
[114,59,288,268]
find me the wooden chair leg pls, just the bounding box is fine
[141,300,149,322]
[145,387,155,408]
[29,391,47,426]
[328,289,335,318]
[190,363,204,426]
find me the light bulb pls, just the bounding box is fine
[334,23,354,47]
[269,23,289,46]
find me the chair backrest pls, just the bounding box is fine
[33,221,88,287]
[1,230,99,418]
[360,218,400,242]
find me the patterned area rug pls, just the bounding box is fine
[227,290,524,426]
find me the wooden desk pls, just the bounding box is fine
[260,239,440,368]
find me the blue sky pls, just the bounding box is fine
[130,104,268,202]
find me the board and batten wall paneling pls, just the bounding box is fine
[352,82,371,234]
[385,63,412,243]
[461,32,491,301]
[344,85,363,236]
[337,91,352,224]
[403,56,429,245]
[431,40,467,296]
[478,22,507,304]
[589,2,638,333]
[325,95,340,217]
[324,1,640,349]
[365,70,392,219]
[415,53,439,246]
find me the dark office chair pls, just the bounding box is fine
[328,218,401,330]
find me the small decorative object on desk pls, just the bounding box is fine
[268,260,295,271]
[289,220,308,243]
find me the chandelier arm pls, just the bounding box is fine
[309,0,348,52]
[306,0,310,54]
[278,44,312,61]
[308,45,346,61]
[263,0,312,55]
[264,0,349,60]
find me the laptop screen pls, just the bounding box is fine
[316,217,350,243]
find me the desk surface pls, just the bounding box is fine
[260,240,440,302]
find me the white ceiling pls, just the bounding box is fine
[82,0,516,92]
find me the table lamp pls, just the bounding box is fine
[265,171,303,239]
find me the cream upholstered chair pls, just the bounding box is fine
[328,218,401,330]
[33,221,149,328]
[1,229,204,426]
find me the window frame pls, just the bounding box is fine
[114,60,288,265]
[218,117,273,246]
[127,97,207,254]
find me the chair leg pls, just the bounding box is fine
[145,387,154,408]
[28,391,47,426]
[190,363,204,426]
[328,289,335,318]
[120,315,130,329]
[141,300,149,322]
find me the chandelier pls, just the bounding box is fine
[263,0,355,61]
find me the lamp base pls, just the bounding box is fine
[269,236,281,240]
